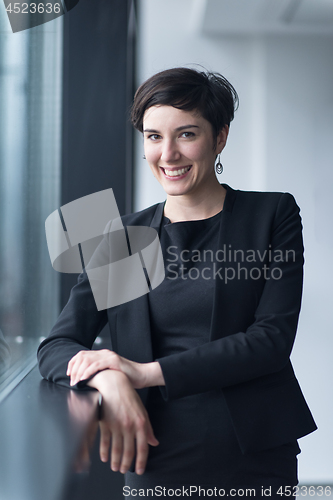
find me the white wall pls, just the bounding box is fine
[134,0,333,483]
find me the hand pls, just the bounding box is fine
[67,349,165,388]
[88,369,159,475]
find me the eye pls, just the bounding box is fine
[147,134,161,141]
[181,131,195,138]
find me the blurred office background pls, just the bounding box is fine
[0,0,332,490]
[134,0,333,485]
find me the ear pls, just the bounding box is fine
[215,125,229,155]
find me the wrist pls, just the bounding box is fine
[144,362,165,388]
[87,369,128,393]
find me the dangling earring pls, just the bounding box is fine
[143,155,146,159]
[215,154,223,174]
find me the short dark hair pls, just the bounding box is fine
[131,67,239,146]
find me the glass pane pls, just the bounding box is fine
[0,12,63,400]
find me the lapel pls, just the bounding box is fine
[116,202,165,365]
[209,184,238,341]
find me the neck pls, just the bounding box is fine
[164,182,227,223]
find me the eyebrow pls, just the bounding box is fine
[143,125,200,133]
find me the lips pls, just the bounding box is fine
[161,165,192,179]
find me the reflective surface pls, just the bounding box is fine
[0,367,124,500]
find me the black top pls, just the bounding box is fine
[149,211,220,360]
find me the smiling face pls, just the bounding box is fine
[143,106,228,200]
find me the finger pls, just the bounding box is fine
[66,354,78,376]
[67,350,88,376]
[70,355,91,386]
[78,359,111,383]
[134,430,149,475]
[70,351,101,386]
[68,358,82,385]
[71,351,112,384]
[146,419,159,447]
[119,432,135,474]
[99,421,111,463]
[67,351,87,382]
[110,432,123,472]
[69,359,84,386]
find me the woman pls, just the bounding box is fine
[38,68,317,497]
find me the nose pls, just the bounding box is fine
[160,139,181,163]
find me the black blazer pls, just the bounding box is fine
[38,184,317,454]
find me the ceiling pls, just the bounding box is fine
[199,0,333,35]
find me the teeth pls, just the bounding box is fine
[164,166,191,177]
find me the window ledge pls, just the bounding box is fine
[0,366,123,500]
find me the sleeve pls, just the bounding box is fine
[37,270,108,390]
[157,193,304,400]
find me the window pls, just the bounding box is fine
[0,11,63,400]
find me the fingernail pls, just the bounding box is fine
[137,468,144,475]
